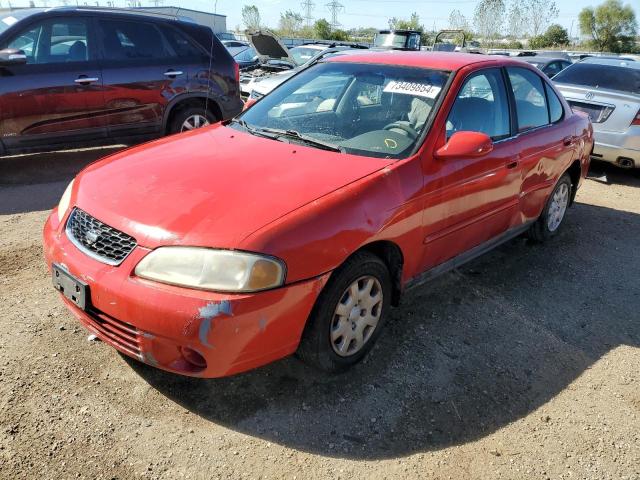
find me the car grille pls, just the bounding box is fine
[567,100,614,124]
[85,307,142,359]
[66,208,137,266]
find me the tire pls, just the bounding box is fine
[297,251,392,373]
[168,106,217,134]
[528,173,572,242]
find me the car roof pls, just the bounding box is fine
[523,57,567,64]
[327,51,518,71]
[4,6,197,24]
[580,57,639,69]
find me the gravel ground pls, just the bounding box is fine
[1,150,639,479]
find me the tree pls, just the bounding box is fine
[241,5,261,31]
[314,18,332,39]
[522,0,559,37]
[474,0,506,46]
[544,24,569,46]
[388,12,423,31]
[278,10,304,37]
[448,9,469,31]
[579,0,637,52]
[528,34,548,49]
[507,2,525,38]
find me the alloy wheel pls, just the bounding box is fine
[181,114,210,132]
[330,276,383,357]
[547,182,569,232]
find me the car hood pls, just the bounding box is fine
[246,30,295,65]
[73,125,392,249]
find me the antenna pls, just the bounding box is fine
[325,0,344,30]
[301,0,315,28]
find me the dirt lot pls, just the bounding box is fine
[1,150,639,480]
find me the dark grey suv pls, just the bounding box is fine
[0,7,242,155]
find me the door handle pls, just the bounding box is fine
[75,76,99,85]
[506,160,518,169]
[164,70,184,77]
[563,136,575,146]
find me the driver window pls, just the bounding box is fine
[4,18,90,64]
[446,68,511,141]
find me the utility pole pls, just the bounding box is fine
[325,0,343,30]
[301,0,315,28]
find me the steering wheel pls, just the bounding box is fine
[383,122,418,140]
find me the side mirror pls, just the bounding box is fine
[0,49,27,66]
[435,131,493,159]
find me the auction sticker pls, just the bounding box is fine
[383,81,441,99]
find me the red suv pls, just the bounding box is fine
[44,52,592,377]
[0,8,242,155]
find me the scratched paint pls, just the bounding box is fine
[198,300,232,348]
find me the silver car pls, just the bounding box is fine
[554,58,640,169]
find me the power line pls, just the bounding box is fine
[301,0,315,28]
[326,1,344,30]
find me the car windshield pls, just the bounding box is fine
[236,62,450,159]
[374,33,408,48]
[289,46,323,66]
[554,64,640,95]
[234,47,257,62]
[0,14,19,35]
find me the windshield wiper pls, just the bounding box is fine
[232,120,344,153]
[257,127,345,153]
[231,119,279,140]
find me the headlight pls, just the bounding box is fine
[134,247,286,293]
[57,179,74,222]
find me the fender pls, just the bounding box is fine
[162,93,223,132]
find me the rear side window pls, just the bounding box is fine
[162,27,204,58]
[553,63,640,94]
[545,83,564,123]
[507,67,548,132]
[447,68,511,141]
[99,19,171,61]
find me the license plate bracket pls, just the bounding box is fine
[52,263,88,311]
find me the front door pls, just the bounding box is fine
[421,67,521,270]
[0,16,106,152]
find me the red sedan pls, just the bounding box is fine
[43,52,593,377]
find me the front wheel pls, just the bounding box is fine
[528,173,572,242]
[297,251,392,373]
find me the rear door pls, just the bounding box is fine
[96,17,189,138]
[505,66,576,224]
[0,15,106,151]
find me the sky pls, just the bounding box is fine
[3,0,639,36]
[182,0,638,35]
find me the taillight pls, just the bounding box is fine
[234,62,240,84]
[632,109,640,126]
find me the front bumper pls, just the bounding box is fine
[43,211,329,378]
[591,126,640,168]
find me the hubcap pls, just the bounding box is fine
[547,183,569,232]
[331,276,383,357]
[181,114,210,132]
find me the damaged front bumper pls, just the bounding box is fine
[43,211,329,378]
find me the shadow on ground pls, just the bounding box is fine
[128,201,640,459]
[0,146,123,215]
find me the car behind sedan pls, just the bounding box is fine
[44,52,592,378]
[554,58,640,168]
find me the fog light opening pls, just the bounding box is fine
[180,346,207,370]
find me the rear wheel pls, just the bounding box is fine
[528,173,572,242]
[297,251,391,372]
[169,106,217,134]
